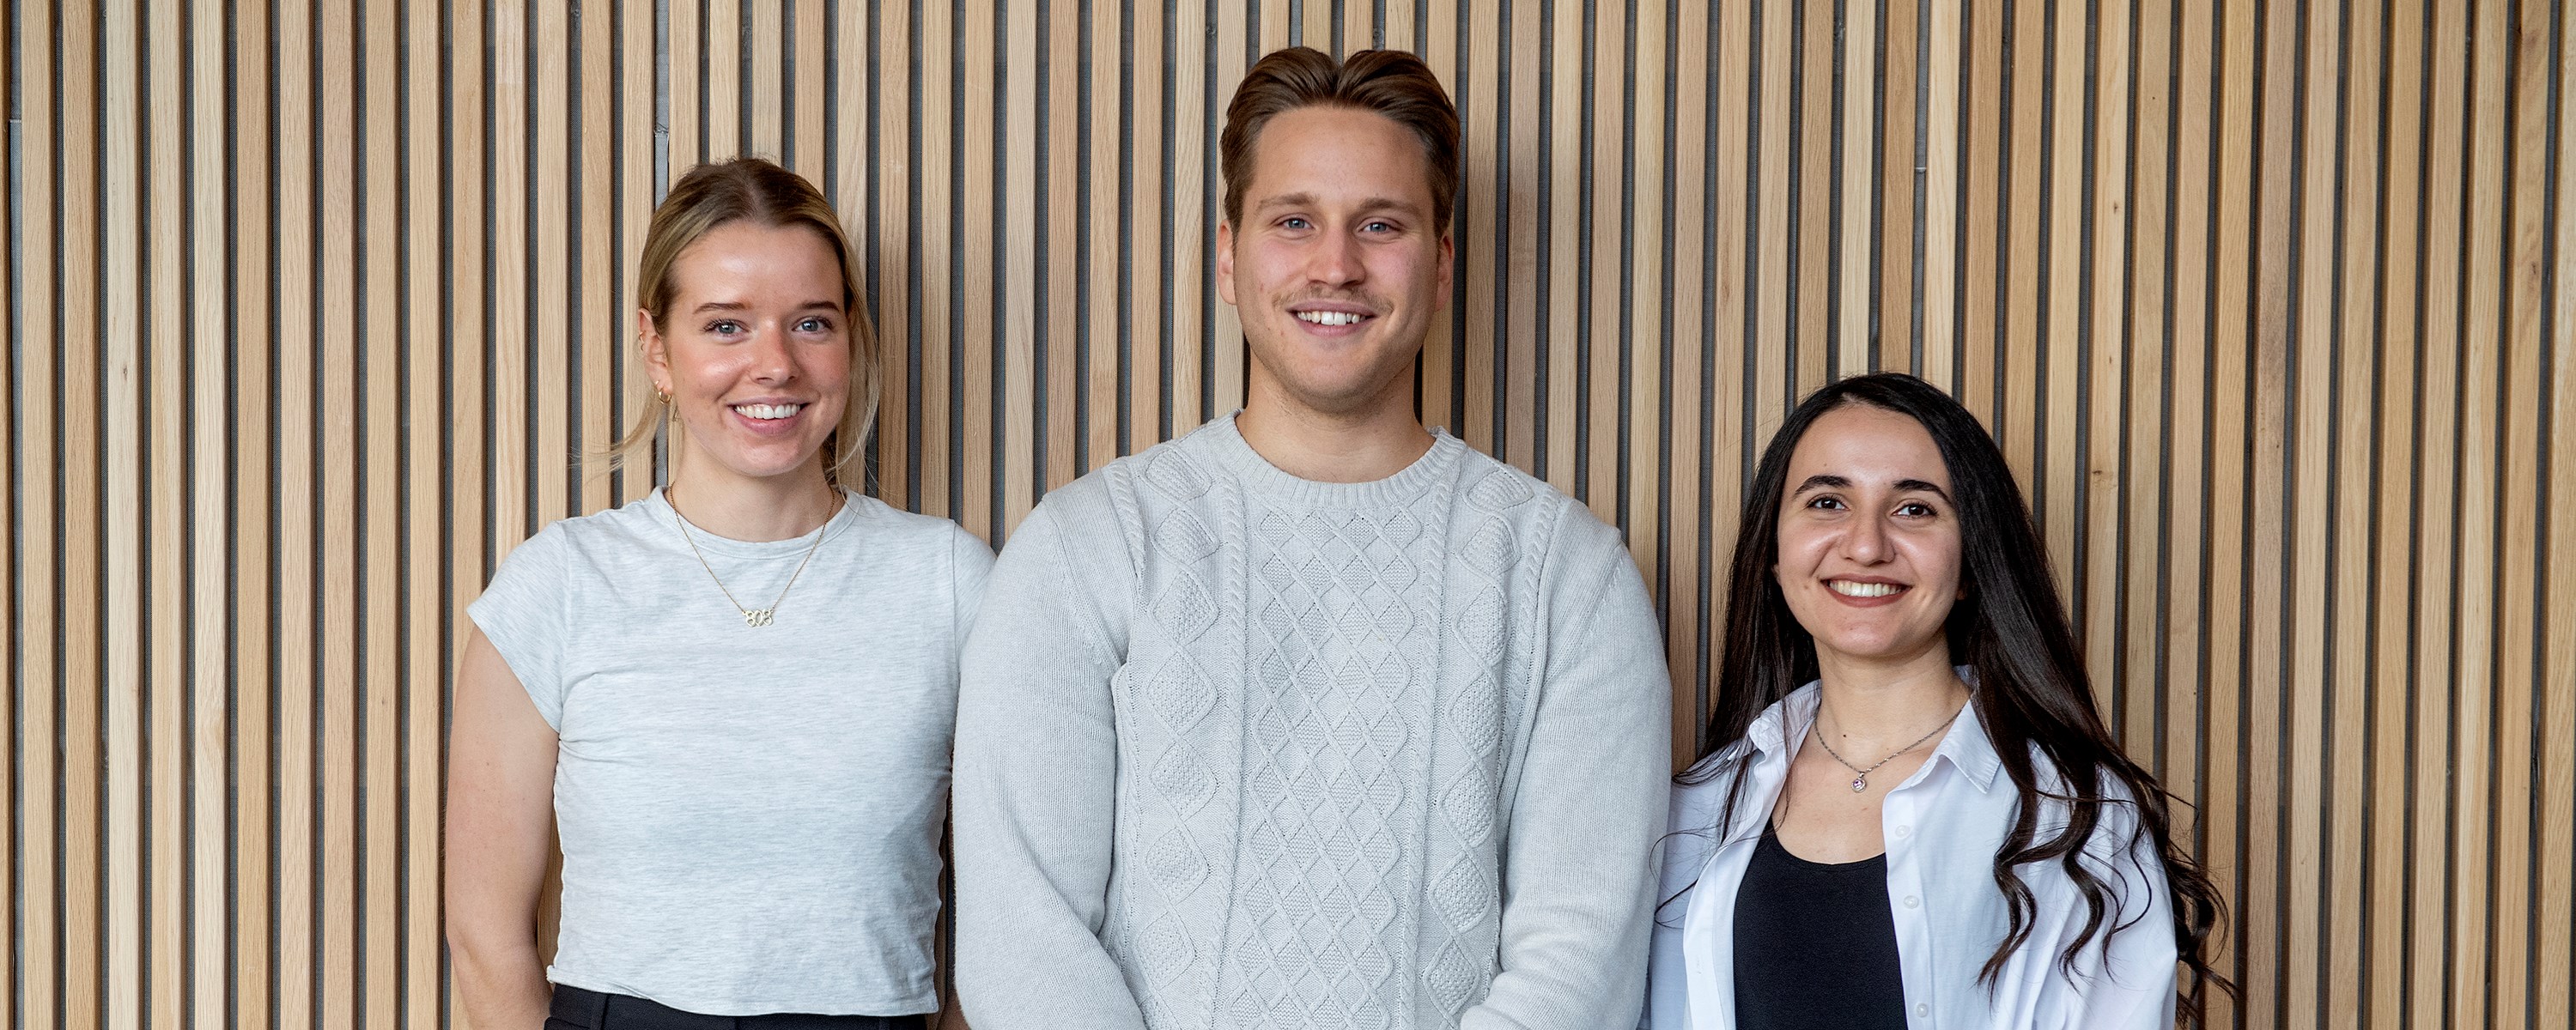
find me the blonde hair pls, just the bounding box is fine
[608,157,880,487]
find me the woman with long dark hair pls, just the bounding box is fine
[1644,373,2231,1029]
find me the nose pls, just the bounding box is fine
[746,321,797,383]
[1842,512,1891,564]
[1307,226,1364,288]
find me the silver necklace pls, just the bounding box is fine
[666,485,842,627]
[1810,700,1965,792]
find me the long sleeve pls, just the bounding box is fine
[1462,518,1674,1030]
[2056,795,2180,1030]
[951,488,1151,1030]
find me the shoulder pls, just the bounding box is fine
[846,493,993,553]
[488,496,665,584]
[1444,444,1629,570]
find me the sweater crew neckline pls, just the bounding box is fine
[1197,411,1465,508]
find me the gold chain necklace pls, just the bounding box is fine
[1811,700,1965,793]
[665,484,842,627]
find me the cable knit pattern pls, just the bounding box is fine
[955,415,1671,1030]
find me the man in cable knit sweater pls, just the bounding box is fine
[954,46,1671,1030]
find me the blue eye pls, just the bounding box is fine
[1280,216,1313,230]
[706,319,745,336]
[797,317,830,334]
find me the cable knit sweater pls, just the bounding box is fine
[954,415,1670,1030]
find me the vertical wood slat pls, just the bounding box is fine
[1625,0,1668,587]
[4,5,2571,1028]
[959,0,996,540]
[1502,0,1539,474]
[2543,7,2576,1027]
[1458,0,1498,457]
[318,0,363,1021]
[1542,0,1581,497]
[1664,0,1710,772]
[1585,0,1625,524]
[408,0,456,1023]
[868,0,914,505]
[2080,0,2132,706]
[13,0,55,1015]
[273,0,319,1024]
[1044,0,1080,494]
[232,0,277,1023]
[917,0,953,518]
[362,0,405,1022]
[101,0,143,1021]
[999,0,1036,531]
[0,0,13,1012]
[445,0,491,1022]
[143,0,190,1018]
[2326,0,2387,1021]
[187,0,235,1022]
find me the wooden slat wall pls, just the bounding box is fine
[5,2,2570,1027]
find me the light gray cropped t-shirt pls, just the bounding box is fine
[469,488,992,1016]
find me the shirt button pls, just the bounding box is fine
[1903,895,1920,908]
[1893,825,1911,839]
[1916,1002,1930,1018]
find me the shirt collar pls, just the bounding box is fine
[1736,667,2005,795]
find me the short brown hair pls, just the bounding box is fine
[1220,47,1461,235]
[609,157,880,486]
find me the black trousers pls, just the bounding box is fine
[546,985,930,1030]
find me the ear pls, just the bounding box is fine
[1433,230,1455,312]
[1215,220,1238,306]
[638,308,672,397]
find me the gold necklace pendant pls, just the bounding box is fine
[666,484,841,628]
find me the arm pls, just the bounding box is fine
[445,627,560,1030]
[950,499,1148,1029]
[1465,526,1674,1030]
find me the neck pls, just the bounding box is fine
[1236,377,1433,484]
[665,462,841,542]
[1811,644,1971,744]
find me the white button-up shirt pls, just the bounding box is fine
[1644,682,2178,1029]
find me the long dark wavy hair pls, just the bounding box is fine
[1680,373,2235,1025]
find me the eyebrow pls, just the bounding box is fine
[1251,192,1428,219]
[689,299,843,315]
[1791,473,1953,502]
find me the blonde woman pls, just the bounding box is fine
[447,158,990,1030]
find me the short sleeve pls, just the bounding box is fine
[466,529,573,730]
[951,523,998,647]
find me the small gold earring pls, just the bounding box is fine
[656,385,671,404]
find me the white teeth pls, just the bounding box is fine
[1829,580,1903,597]
[733,403,804,420]
[1296,310,1366,326]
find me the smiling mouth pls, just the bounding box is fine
[1827,579,1907,598]
[732,403,805,421]
[1294,310,1373,327]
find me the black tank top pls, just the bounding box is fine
[1729,825,1909,1030]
